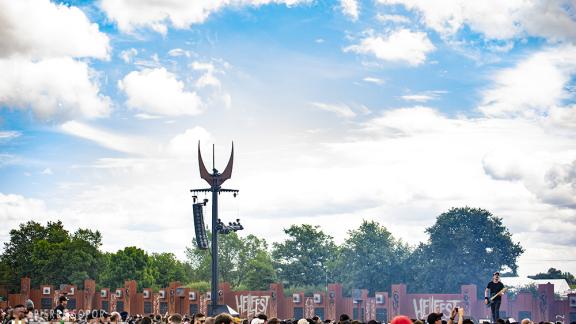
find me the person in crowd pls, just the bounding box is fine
[339,314,351,324]
[268,318,281,324]
[169,313,184,324]
[110,311,121,323]
[521,319,532,324]
[205,316,216,324]
[53,295,68,319]
[392,315,413,324]
[9,304,26,324]
[485,272,506,324]
[141,316,153,324]
[195,313,207,324]
[428,306,464,324]
[214,313,234,324]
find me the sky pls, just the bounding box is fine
[0,0,575,279]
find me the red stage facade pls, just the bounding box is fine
[2,278,575,323]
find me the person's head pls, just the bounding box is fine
[268,318,280,324]
[58,295,68,306]
[463,319,474,324]
[142,316,153,324]
[170,313,184,324]
[13,304,26,320]
[252,318,265,324]
[493,272,500,282]
[367,320,379,324]
[25,299,34,313]
[205,316,216,324]
[496,319,505,324]
[414,320,424,324]
[214,313,234,324]
[392,316,413,324]
[427,313,443,324]
[195,313,207,324]
[521,319,532,324]
[339,315,350,323]
[110,311,121,322]
[297,319,309,324]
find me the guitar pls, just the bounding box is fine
[486,287,508,307]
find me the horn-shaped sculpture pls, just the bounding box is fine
[198,141,234,187]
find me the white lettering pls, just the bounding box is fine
[412,298,462,319]
[235,295,270,317]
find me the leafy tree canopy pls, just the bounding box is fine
[407,207,524,293]
[271,224,338,288]
[334,220,411,294]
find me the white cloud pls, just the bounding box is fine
[0,0,110,59]
[41,168,53,175]
[120,48,138,63]
[167,127,213,157]
[345,29,435,66]
[377,0,576,41]
[401,94,434,102]
[118,68,203,116]
[0,57,111,120]
[134,113,163,120]
[0,131,20,141]
[362,77,385,85]
[311,102,357,119]
[0,193,60,243]
[376,14,410,24]
[191,62,221,88]
[100,0,312,34]
[191,62,216,72]
[196,73,221,88]
[340,0,359,21]
[483,149,576,209]
[0,0,111,121]
[479,46,576,118]
[168,48,191,57]
[61,121,157,155]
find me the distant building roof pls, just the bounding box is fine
[501,277,572,297]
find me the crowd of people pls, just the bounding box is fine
[1,298,573,324]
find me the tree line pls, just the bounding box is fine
[5,206,567,296]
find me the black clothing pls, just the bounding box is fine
[487,280,504,323]
[490,299,501,323]
[53,304,65,319]
[486,281,505,301]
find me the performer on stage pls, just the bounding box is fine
[485,272,505,323]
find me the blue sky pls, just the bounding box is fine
[1,0,576,278]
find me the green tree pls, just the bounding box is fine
[407,207,524,293]
[1,221,103,289]
[529,268,576,285]
[271,224,338,287]
[242,254,276,290]
[186,232,276,290]
[99,247,150,290]
[334,220,410,294]
[147,252,189,288]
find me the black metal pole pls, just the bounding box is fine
[211,185,218,315]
